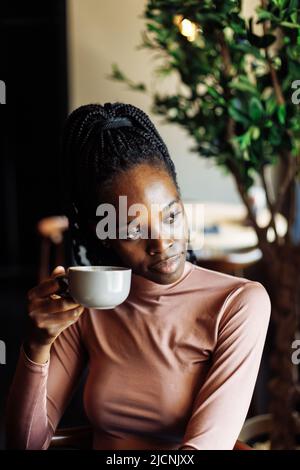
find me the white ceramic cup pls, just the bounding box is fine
[65,266,132,309]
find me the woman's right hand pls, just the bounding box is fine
[24,266,85,363]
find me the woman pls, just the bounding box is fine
[5,102,271,450]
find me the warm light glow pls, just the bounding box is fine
[180,19,196,37]
[174,16,198,42]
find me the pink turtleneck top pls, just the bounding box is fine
[5,261,271,450]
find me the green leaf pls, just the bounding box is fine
[280,21,300,29]
[231,42,265,60]
[266,95,277,116]
[205,86,226,105]
[206,86,220,100]
[287,44,300,60]
[228,99,250,126]
[277,104,287,124]
[129,82,147,92]
[146,23,161,34]
[249,97,264,122]
[291,11,298,23]
[241,134,251,151]
[155,65,174,77]
[256,9,278,23]
[109,64,147,93]
[288,0,299,13]
[250,126,261,140]
[110,63,126,81]
[229,76,259,95]
[269,125,282,146]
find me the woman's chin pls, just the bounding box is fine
[147,253,185,284]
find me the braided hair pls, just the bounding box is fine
[60,102,197,266]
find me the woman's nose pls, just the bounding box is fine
[148,237,173,255]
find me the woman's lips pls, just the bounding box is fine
[149,253,182,274]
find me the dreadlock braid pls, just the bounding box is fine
[60,102,197,266]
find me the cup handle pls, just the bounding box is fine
[55,274,73,299]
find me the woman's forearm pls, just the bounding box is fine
[5,344,52,449]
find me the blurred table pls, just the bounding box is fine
[183,201,287,275]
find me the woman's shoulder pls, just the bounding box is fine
[186,261,250,292]
[186,262,271,319]
[215,277,271,332]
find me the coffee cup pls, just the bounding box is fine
[56,266,132,309]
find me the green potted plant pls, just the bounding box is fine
[109,0,300,449]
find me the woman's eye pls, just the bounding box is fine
[127,227,142,240]
[165,211,181,224]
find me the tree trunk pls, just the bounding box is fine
[263,244,300,449]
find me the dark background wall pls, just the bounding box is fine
[0,0,68,449]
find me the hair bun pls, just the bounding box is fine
[102,116,133,131]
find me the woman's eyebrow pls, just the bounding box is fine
[162,197,180,213]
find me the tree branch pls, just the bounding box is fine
[226,158,268,244]
[260,0,298,235]
[260,0,285,105]
[285,180,296,246]
[218,30,232,78]
[274,151,298,215]
[261,166,279,244]
[219,50,268,244]
[218,30,268,247]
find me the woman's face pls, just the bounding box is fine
[94,163,188,284]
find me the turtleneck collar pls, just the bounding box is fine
[128,261,194,297]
